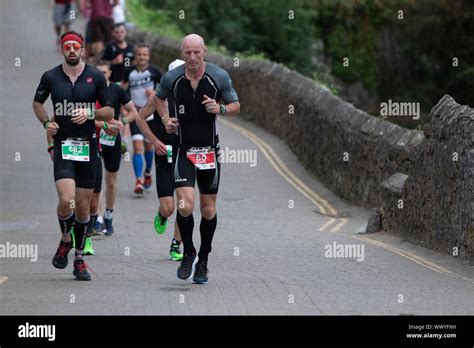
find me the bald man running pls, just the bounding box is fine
[142,34,240,284]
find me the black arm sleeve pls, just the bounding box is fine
[33,73,51,103]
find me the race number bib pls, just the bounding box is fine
[99,129,116,146]
[186,147,216,170]
[61,139,90,162]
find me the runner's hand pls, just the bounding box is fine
[166,118,179,133]
[71,108,90,124]
[154,139,167,156]
[202,95,219,114]
[105,119,123,136]
[46,121,59,136]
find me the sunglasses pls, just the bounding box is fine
[62,42,82,51]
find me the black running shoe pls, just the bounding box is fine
[177,254,198,280]
[52,241,72,269]
[193,259,209,285]
[73,259,91,281]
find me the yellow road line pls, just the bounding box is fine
[220,118,341,231]
[0,276,8,284]
[353,235,473,282]
[318,218,337,232]
[221,119,327,213]
[249,129,338,216]
[330,218,348,233]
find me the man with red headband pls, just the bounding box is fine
[32,31,113,281]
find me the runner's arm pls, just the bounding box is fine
[32,101,50,126]
[33,73,52,126]
[46,116,55,160]
[220,101,240,117]
[46,115,56,144]
[122,101,138,124]
[154,73,172,125]
[135,108,167,155]
[136,94,160,143]
[217,69,240,117]
[156,96,175,128]
[119,86,136,124]
[94,106,114,121]
[136,89,167,152]
[138,94,157,121]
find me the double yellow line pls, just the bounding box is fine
[219,118,347,233]
[220,118,473,282]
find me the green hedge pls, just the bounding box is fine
[132,0,473,126]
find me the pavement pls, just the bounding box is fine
[0,0,473,315]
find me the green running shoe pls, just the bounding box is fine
[153,213,168,235]
[121,141,127,155]
[70,225,76,249]
[83,237,95,255]
[169,240,183,261]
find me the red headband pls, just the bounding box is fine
[61,33,83,47]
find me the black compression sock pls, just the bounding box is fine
[176,211,195,255]
[73,218,90,253]
[198,215,217,261]
[87,213,98,237]
[58,211,75,235]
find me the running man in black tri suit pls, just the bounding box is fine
[136,59,186,262]
[149,34,240,284]
[32,31,113,281]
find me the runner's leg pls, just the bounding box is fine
[55,178,76,243]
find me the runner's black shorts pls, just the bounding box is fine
[155,151,174,198]
[53,135,99,189]
[172,145,220,195]
[94,154,103,193]
[130,118,154,143]
[101,134,122,173]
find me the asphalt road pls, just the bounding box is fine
[0,0,473,315]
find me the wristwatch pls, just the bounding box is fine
[219,104,226,115]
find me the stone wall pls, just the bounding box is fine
[127,30,472,258]
[380,96,473,259]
